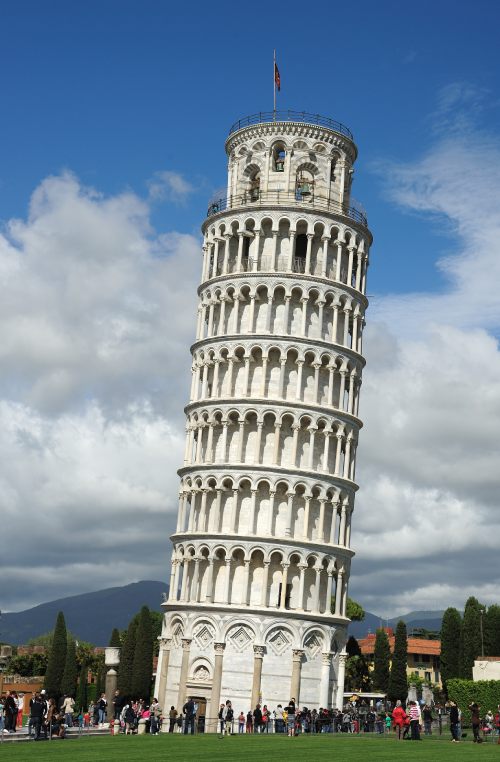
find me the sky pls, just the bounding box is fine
[1,0,500,619]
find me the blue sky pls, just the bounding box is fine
[2,0,499,293]
[2,0,500,616]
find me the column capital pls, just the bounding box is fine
[292,649,305,662]
[338,651,348,666]
[214,641,226,656]
[181,638,192,651]
[159,637,172,650]
[322,651,333,666]
[253,645,265,659]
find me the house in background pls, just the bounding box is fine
[358,628,441,687]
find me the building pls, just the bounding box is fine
[154,110,372,726]
[358,629,442,686]
[473,657,500,681]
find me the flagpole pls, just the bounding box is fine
[273,49,276,120]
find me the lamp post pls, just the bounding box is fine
[480,609,484,658]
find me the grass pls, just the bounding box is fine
[1,733,500,762]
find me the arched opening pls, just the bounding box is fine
[294,233,307,274]
[272,143,286,172]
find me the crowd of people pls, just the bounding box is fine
[3,687,500,743]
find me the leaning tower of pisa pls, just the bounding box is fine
[155,111,372,727]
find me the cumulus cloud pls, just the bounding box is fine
[147,170,195,202]
[354,87,500,616]
[0,172,200,610]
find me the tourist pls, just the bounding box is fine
[28,694,44,740]
[97,692,107,726]
[168,705,177,732]
[150,698,161,735]
[123,703,136,734]
[286,697,296,737]
[218,703,225,734]
[222,700,233,735]
[253,703,263,733]
[62,694,75,727]
[112,689,125,720]
[422,704,433,735]
[392,700,407,740]
[182,696,196,734]
[4,691,17,733]
[262,704,269,732]
[408,700,421,740]
[275,704,284,733]
[245,709,253,733]
[448,700,460,742]
[238,711,245,733]
[0,694,5,733]
[469,702,481,743]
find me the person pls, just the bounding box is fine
[222,700,233,735]
[275,704,284,733]
[449,700,460,742]
[246,710,253,734]
[495,705,500,744]
[150,698,161,735]
[182,696,196,734]
[16,693,24,729]
[469,702,481,743]
[391,700,407,740]
[422,704,433,735]
[286,698,296,737]
[97,692,107,726]
[385,712,392,733]
[238,711,245,733]
[29,694,45,740]
[62,694,75,728]
[253,704,263,733]
[262,704,269,733]
[123,703,136,734]
[218,703,225,734]
[112,690,125,720]
[408,700,421,740]
[168,706,178,733]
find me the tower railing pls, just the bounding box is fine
[207,189,368,228]
[228,111,354,140]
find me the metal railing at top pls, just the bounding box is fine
[228,111,354,141]
[206,189,368,228]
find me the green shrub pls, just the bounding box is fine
[447,678,500,725]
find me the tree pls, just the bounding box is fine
[346,598,365,622]
[131,606,153,700]
[61,637,78,696]
[44,611,68,699]
[76,661,88,712]
[118,618,137,697]
[109,628,121,648]
[372,628,391,693]
[346,635,362,658]
[388,620,408,703]
[7,652,48,677]
[344,636,371,692]
[460,597,483,679]
[484,605,500,657]
[440,607,462,694]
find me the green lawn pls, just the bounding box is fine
[1,733,499,762]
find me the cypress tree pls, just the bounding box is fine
[131,606,153,700]
[109,628,121,648]
[388,620,407,703]
[117,618,137,698]
[440,607,462,693]
[460,596,483,678]
[372,628,391,693]
[484,605,500,657]
[61,637,78,696]
[346,635,362,657]
[76,661,88,712]
[44,611,68,699]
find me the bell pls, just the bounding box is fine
[298,183,311,196]
[276,160,285,172]
[250,188,260,201]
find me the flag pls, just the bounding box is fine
[274,62,281,92]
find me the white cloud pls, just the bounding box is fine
[147,170,195,202]
[353,87,500,615]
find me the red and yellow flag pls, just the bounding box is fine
[274,62,281,92]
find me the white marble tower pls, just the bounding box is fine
[155,111,372,727]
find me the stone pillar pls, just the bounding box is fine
[290,649,304,704]
[156,638,171,709]
[104,646,120,727]
[177,638,192,709]
[407,683,418,703]
[319,652,332,708]
[251,645,265,709]
[336,651,348,709]
[210,642,225,732]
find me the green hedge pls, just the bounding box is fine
[447,678,500,725]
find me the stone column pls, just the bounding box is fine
[156,638,172,710]
[261,561,270,606]
[336,651,348,709]
[251,645,265,709]
[209,642,225,732]
[177,638,192,710]
[104,647,120,727]
[319,652,332,708]
[290,649,304,704]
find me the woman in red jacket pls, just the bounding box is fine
[392,701,408,740]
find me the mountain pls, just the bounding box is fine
[0,580,168,646]
[348,609,445,639]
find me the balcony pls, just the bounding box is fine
[228,110,354,141]
[206,188,368,228]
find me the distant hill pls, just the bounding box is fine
[0,580,168,646]
[348,609,445,639]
